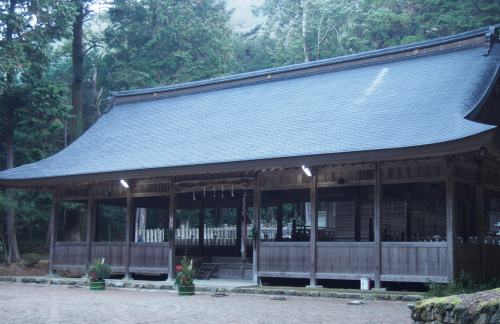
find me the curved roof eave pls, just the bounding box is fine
[0,128,496,188]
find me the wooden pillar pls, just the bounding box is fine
[236,196,242,251]
[199,199,205,248]
[94,203,100,242]
[446,161,456,281]
[276,202,283,242]
[462,191,469,243]
[85,186,94,273]
[406,192,412,242]
[374,163,382,288]
[477,164,485,279]
[48,190,59,275]
[168,185,177,281]
[124,184,132,279]
[354,195,361,242]
[310,168,318,286]
[253,172,261,283]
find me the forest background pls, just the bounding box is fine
[1,0,500,264]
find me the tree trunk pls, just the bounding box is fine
[4,0,21,265]
[302,1,310,63]
[71,4,84,143]
[63,209,81,242]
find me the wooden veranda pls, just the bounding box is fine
[47,148,500,288]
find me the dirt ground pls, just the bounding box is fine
[0,260,86,277]
[0,260,50,277]
[0,281,413,324]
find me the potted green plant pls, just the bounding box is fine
[88,258,112,291]
[174,254,197,296]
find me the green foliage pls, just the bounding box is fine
[104,0,233,90]
[22,253,41,267]
[174,252,197,287]
[249,225,258,239]
[97,205,126,242]
[145,208,166,230]
[425,270,500,298]
[17,240,46,255]
[227,25,276,73]
[164,228,174,240]
[88,258,112,280]
[0,0,76,96]
[0,190,51,237]
[254,0,500,66]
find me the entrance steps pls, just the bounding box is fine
[195,264,219,280]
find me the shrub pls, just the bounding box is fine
[88,258,112,281]
[174,253,197,287]
[23,253,41,267]
[425,270,500,298]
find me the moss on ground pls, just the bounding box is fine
[239,285,424,295]
[417,296,462,310]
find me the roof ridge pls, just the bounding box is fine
[105,24,500,111]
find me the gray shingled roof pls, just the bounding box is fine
[0,28,499,183]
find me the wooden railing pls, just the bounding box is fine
[53,241,169,274]
[129,242,169,273]
[316,242,374,280]
[90,242,126,271]
[53,242,86,270]
[258,242,310,278]
[455,243,481,278]
[381,242,447,282]
[485,244,500,278]
[257,241,448,282]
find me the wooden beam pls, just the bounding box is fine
[276,201,283,242]
[49,191,58,275]
[199,199,205,249]
[124,184,132,279]
[446,161,456,281]
[381,176,447,185]
[462,191,469,243]
[257,271,310,279]
[310,168,318,286]
[406,192,412,242]
[316,273,375,280]
[236,197,242,252]
[260,183,310,191]
[253,172,261,283]
[317,180,375,188]
[477,164,485,279]
[131,192,170,198]
[85,186,94,273]
[354,195,361,242]
[374,162,382,288]
[168,185,177,281]
[484,183,500,192]
[379,275,448,283]
[57,196,89,202]
[95,203,100,242]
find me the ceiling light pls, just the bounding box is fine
[301,165,312,177]
[120,179,129,188]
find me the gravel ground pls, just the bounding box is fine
[0,282,413,324]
